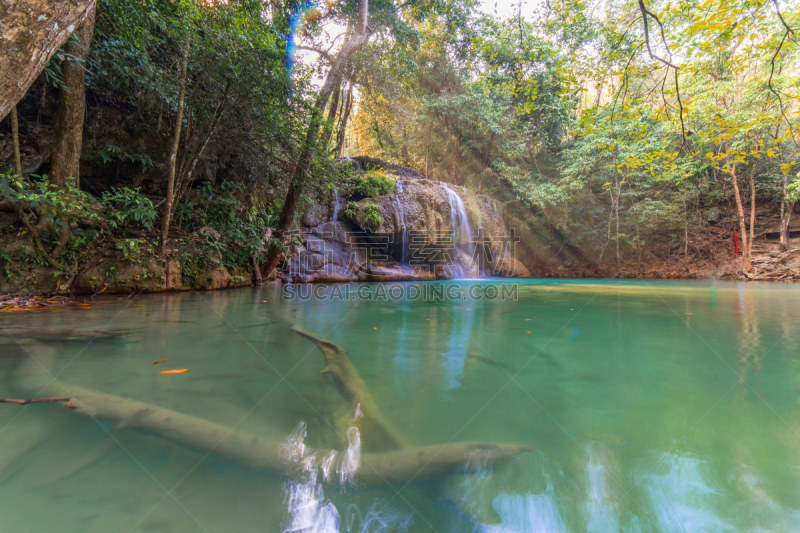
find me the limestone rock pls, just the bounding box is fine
[363,263,436,282]
[491,254,531,278]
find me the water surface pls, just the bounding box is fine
[1,279,800,532]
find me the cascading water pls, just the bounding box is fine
[442,184,476,277]
[394,179,409,264]
[442,184,474,249]
[332,188,342,222]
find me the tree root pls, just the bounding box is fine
[46,385,529,487]
[290,324,407,452]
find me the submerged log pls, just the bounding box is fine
[45,385,529,487]
[290,325,407,452]
[0,326,132,340]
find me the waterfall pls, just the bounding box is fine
[442,184,473,248]
[394,179,409,264]
[332,188,342,222]
[442,184,476,268]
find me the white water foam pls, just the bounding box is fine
[732,464,800,532]
[282,423,340,533]
[281,421,362,532]
[583,443,621,532]
[483,493,568,533]
[343,501,414,532]
[641,452,733,533]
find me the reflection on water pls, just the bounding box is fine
[443,305,475,391]
[2,280,800,532]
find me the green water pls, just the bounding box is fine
[2,280,800,532]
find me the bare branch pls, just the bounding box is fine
[772,0,796,36]
[637,0,686,144]
[767,30,798,145]
[296,45,333,61]
[637,0,678,69]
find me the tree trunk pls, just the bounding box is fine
[615,177,621,265]
[260,0,371,278]
[335,85,353,157]
[424,126,431,178]
[250,254,262,286]
[159,32,192,256]
[599,189,614,265]
[780,201,795,251]
[635,214,642,274]
[0,0,96,121]
[682,191,689,268]
[780,172,789,251]
[320,83,341,148]
[11,106,22,176]
[728,158,750,271]
[50,4,96,189]
[748,162,756,261]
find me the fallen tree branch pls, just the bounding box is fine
[290,324,407,452]
[39,385,529,487]
[0,397,75,408]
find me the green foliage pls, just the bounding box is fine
[353,170,396,198]
[101,188,157,230]
[363,202,384,228]
[98,145,154,174]
[344,201,359,219]
[115,238,146,262]
[175,181,276,271]
[0,171,103,228]
[788,173,800,204]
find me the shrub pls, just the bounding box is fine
[101,187,157,230]
[364,202,384,228]
[353,170,395,198]
[343,201,359,219]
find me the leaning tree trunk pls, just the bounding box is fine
[335,85,354,157]
[614,177,621,265]
[780,200,795,251]
[728,158,750,271]
[747,162,756,261]
[260,0,371,278]
[50,4,96,189]
[0,0,96,121]
[320,83,342,148]
[159,31,192,257]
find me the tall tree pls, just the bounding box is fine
[260,0,371,277]
[0,0,96,120]
[159,30,192,256]
[50,4,97,188]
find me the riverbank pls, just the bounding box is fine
[3,189,798,297]
[2,239,798,300]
